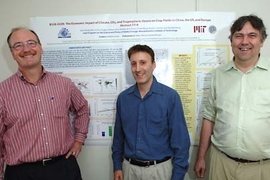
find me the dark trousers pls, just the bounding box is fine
[4,155,82,180]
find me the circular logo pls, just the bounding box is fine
[60,28,69,37]
[209,25,217,34]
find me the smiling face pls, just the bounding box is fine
[130,51,156,87]
[231,22,264,63]
[8,28,43,71]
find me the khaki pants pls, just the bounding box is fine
[209,144,270,180]
[122,158,172,180]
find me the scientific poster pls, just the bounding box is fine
[31,12,235,145]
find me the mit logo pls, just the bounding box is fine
[194,26,207,33]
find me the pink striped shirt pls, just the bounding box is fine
[0,69,90,178]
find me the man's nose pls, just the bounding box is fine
[21,43,32,51]
[241,35,249,44]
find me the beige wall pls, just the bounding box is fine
[1,1,269,179]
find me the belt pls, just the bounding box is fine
[223,153,269,163]
[125,156,171,167]
[28,154,66,166]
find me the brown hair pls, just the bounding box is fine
[127,44,155,62]
[7,27,41,48]
[229,14,268,42]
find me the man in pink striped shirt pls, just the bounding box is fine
[0,27,90,180]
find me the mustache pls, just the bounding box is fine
[20,50,37,56]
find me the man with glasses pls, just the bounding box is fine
[0,27,90,180]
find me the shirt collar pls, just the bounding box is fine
[223,55,270,72]
[127,76,163,96]
[16,66,47,82]
[222,60,235,72]
[255,56,270,70]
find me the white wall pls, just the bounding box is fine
[1,1,270,180]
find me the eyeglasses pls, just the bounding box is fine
[10,40,38,51]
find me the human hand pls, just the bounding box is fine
[114,170,123,180]
[194,158,206,178]
[65,141,83,158]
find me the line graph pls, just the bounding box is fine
[196,46,228,68]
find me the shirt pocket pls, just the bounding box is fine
[147,116,167,135]
[51,98,69,119]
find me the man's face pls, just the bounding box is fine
[231,22,264,62]
[130,51,156,86]
[9,29,43,70]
